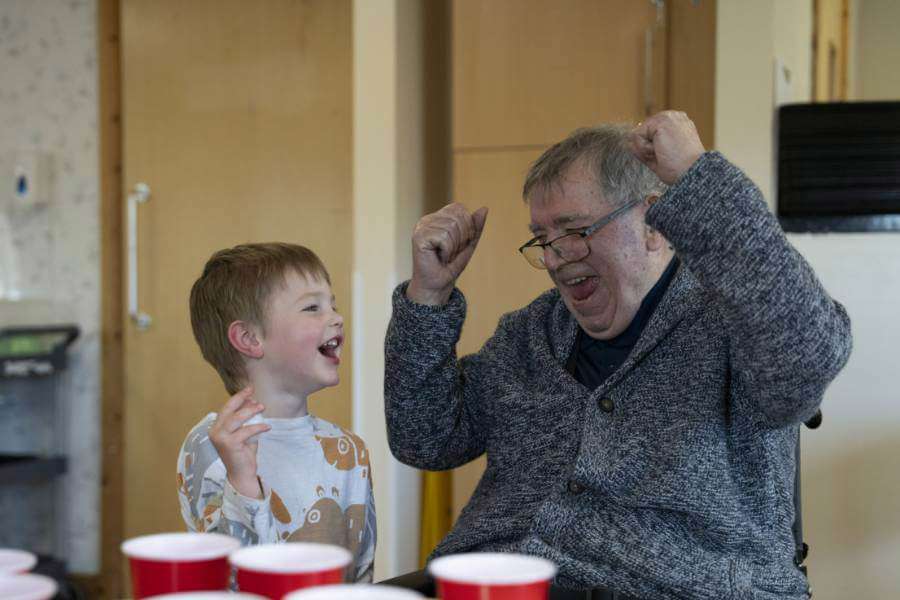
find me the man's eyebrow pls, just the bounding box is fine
[528,214,592,234]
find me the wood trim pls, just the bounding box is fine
[840,0,849,100]
[97,0,125,597]
[812,0,820,100]
[423,0,452,214]
[812,0,850,102]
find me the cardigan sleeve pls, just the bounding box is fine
[384,282,529,469]
[646,151,852,426]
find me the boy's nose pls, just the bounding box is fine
[331,311,344,328]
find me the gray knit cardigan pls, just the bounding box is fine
[384,152,852,599]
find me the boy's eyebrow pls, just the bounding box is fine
[295,291,336,304]
[528,213,591,234]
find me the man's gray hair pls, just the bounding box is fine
[523,124,667,207]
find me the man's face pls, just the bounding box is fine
[527,161,656,340]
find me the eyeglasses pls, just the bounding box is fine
[518,197,643,269]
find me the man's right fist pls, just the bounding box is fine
[407,203,488,306]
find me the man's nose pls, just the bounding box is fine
[542,245,565,271]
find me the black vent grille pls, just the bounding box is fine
[778,102,900,231]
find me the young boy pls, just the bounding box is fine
[177,242,375,582]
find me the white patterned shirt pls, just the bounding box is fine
[177,413,376,582]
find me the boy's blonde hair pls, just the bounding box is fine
[189,242,331,394]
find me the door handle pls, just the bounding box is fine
[127,182,152,330]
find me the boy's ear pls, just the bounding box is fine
[227,320,264,359]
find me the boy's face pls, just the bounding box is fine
[257,269,344,396]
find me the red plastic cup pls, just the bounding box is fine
[146,593,266,599]
[0,549,37,574]
[229,543,352,599]
[121,532,241,598]
[428,552,557,600]
[0,573,58,600]
[284,584,425,600]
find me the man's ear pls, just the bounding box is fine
[643,194,669,252]
[227,320,264,359]
[645,225,669,252]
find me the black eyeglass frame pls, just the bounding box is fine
[517,197,644,269]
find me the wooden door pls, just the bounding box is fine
[449,0,715,518]
[121,0,353,540]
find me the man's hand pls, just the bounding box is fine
[630,111,706,185]
[407,203,488,306]
[208,386,270,499]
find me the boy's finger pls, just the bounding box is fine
[228,405,265,430]
[233,423,270,444]
[221,386,254,417]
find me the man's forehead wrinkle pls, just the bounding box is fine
[555,213,589,224]
[532,177,597,207]
[529,212,591,234]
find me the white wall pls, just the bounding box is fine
[716,1,900,596]
[0,0,100,573]
[715,0,777,205]
[774,1,814,104]
[353,0,425,581]
[790,234,900,597]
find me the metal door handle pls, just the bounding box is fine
[127,182,152,330]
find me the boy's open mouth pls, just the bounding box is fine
[318,335,343,360]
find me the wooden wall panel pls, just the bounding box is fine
[452,0,656,150]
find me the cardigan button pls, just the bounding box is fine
[599,397,614,413]
[567,480,584,495]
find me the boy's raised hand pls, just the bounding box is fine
[209,386,270,499]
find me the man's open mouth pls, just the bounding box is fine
[562,275,598,302]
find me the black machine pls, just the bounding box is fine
[778,101,900,232]
[0,325,83,599]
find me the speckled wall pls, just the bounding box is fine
[0,0,100,573]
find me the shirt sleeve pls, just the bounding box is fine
[176,416,281,545]
[354,474,377,582]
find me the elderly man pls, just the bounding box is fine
[383,112,851,599]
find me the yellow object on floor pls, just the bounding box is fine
[419,470,453,568]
